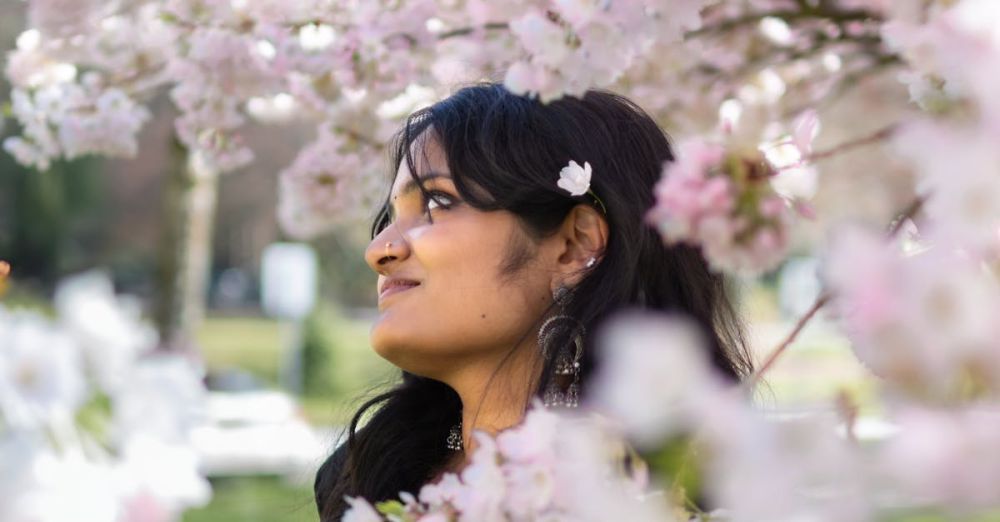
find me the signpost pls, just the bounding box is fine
[261,243,318,394]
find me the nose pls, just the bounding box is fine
[365,223,410,275]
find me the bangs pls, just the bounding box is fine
[370,97,504,240]
[370,108,436,239]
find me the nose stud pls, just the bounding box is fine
[384,241,393,260]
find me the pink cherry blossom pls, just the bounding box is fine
[700,401,870,521]
[893,119,1000,253]
[28,0,105,37]
[342,496,383,522]
[881,405,1000,509]
[822,225,1000,399]
[646,138,794,275]
[510,11,572,69]
[418,472,463,506]
[361,404,676,521]
[589,310,723,447]
[792,109,821,156]
[277,126,374,239]
[453,432,507,522]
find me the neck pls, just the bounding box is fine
[445,339,543,467]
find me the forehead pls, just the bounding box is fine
[390,133,450,198]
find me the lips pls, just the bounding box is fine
[379,279,420,300]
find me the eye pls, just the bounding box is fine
[424,191,455,212]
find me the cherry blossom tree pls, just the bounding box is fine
[4,0,1000,520]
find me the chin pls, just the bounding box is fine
[369,321,400,359]
[370,322,431,374]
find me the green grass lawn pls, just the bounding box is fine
[197,316,286,384]
[182,477,318,522]
[192,312,374,522]
[196,309,394,426]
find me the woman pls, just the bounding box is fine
[314,83,753,521]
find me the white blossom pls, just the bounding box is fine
[590,311,721,447]
[556,160,592,197]
[54,271,156,394]
[112,354,207,446]
[0,307,87,431]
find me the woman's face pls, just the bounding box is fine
[364,135,554,379]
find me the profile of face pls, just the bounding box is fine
[363,134,560,380]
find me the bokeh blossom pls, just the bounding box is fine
[892,120,1000,254]
[0,307,86,430]
[54,270,157,394]
[645,138,794,275]
[590,311,723,447]
[822,226,1000,400]
[880,406,1000,509]
[344,403,675,522]
[0,272,211,522]
[277,125,374,238]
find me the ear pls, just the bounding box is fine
[549,204,609,294]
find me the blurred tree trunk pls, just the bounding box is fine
[154,138,218,353]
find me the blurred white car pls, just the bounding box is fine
[190,370,328,481]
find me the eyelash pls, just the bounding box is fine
[423,190,455,212]
[382,190,455,229]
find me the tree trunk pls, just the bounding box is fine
[154,139,219,353]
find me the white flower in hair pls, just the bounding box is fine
[557,160,592,196]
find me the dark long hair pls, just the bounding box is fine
[315,83,753,520]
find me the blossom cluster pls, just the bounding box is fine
[3,79,150,171]
[644,137,798,276]
[277,124,387,238]
[2,0,885,238]
[882,0,1000,255]
[822,226,1000,401]
[587,311,1000,519]
[0,272,211,522]
[505,0,705,102]
[817,0,1000,402]
[346,309,1000,521]
[343,401,675,522]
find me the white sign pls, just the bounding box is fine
[261,243,318,320]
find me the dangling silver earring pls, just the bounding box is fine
[446,420,463,451]
[544,330,583,408]
[539,285,584,409]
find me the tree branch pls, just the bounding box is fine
[687,6,883,39]
[747,292,831,389]
[437,22,509,40]
[746,194,925,388]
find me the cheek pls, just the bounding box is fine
[418,219,540,322]
[370,217,549,370]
